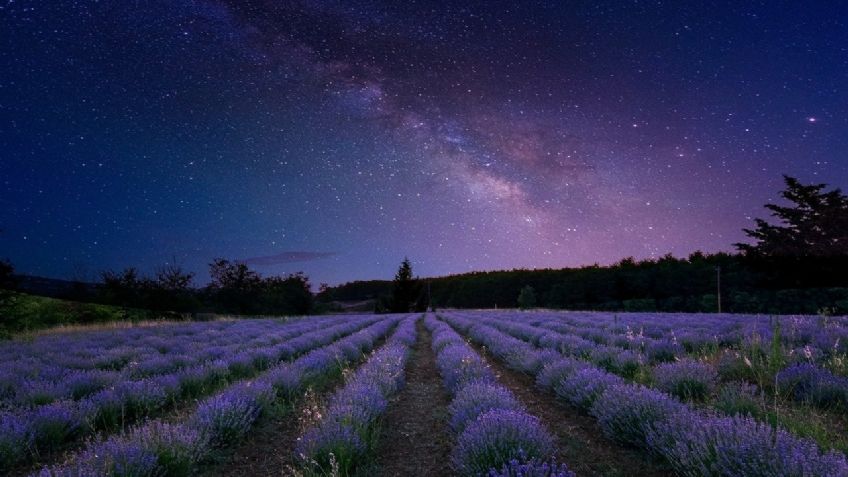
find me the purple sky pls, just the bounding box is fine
[1,1,846,285]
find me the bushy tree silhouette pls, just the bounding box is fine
[737,175,848,257]
[390,257,419,313]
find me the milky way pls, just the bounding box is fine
[1,1,847,285]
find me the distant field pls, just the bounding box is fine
[1,311,847,476]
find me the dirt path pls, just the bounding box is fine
[375,320,453,476]
[470,342,674,477]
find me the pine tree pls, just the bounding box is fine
[736,175,848,257]
[390,257,418,313]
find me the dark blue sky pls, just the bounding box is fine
[1,1,846,286]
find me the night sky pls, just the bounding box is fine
[1,1,847,286]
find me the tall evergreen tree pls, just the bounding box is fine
[390,257,418,313]
[736,175,848,257]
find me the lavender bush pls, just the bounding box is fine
[652,359,718,401]
[555,368,623,412]
[647,411,848,476]
[590,384,686,449]
[449,381,524,433]
[535,357,586,390]
[488,456,575,477]
[295,318,414,474]
[776,363,848,410]
[714,382,762,418]
[453,409,556,477]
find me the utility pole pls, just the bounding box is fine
[716,265,722,314]
[427,279,432,312]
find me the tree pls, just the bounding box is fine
[0,259,15,291]
[517,285,537,310]
[736,175,848,257]
[100,267,148,308]
[156,262,194,291]
[152,262,197,312]
[207,258,263,314]
[262,272,313,315]
[0,259,17,311]
[390,257,419,313]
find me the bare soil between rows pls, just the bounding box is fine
[468,338,674,477]
[375,319,454,476]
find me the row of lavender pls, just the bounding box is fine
[442,312,848,476]
[522,311,848,412]
[295,316,418,474]
[0,315,382,471]
[0,317,345,410]
[472,311,848,457]
[426,315,573,477]
[33,315,407,476]
[535,311,848,358]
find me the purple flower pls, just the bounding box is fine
[714,382,762,418]
[296,420,366,474]
[647,412,848,476]
[436,343,494,394]
[192,382,271,445]
[29,401,81,452]
[535,358,587,390]
[64,369,118,400]
[449,382,524,433]
[653,359,718,401]
[555,368,624,412]
[453,409,556,477]
[645,339,683,364]
[325,381,388,427]
[776,363,848,410]
[73,434,159,477]
[134,421,209,476]
[0,412,31,469]
[590,384,685,449]
[488,455,575,477]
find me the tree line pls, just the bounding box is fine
[0,257,313,318]
[2,175,847,319]
[321,176,848,315]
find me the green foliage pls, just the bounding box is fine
[389,257,420,313]
[321,252,848,313]
[95,258,313,316]
[0,292,153,335]
[517,285,537,309]
[737,175,848,258]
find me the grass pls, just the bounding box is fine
[0,291,217,338]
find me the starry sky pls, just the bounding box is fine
[1,1,847,286]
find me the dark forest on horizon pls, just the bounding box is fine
[1,175,847,333]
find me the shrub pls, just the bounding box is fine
[776,363,848,410]
[647,412,848,476]
[645,340,683,363]
[0,413,30,469]
[452,409,556,477]
[449,382,524,433]
[535,358,586,390]
[192,382,273,445]
[135,421,208,476]
[713,382,762,418]
[436,343,494,393]
[296,420,366,475]
[487,454,575,477]
[555,368,623,412]
[653,360,718,401]
[590,384,685,449]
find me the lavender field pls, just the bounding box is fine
[1,311,848,476]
